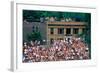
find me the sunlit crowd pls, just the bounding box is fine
[22,37,90,63]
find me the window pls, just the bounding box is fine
[58,28,64,34]
[73,28,79,34]
[50,28,54,34]
[82,28,85,33]
[66,28,71,35]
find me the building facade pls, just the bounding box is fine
[47,21,87,44]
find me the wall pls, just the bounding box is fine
[0,0,100,73]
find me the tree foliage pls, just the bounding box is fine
[23,10,90,22]
[27,26,42,42]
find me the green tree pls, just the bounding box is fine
[27,26,42,42]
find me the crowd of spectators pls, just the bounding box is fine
[23,37,90,63]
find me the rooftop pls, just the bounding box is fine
[47,21,87,25]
